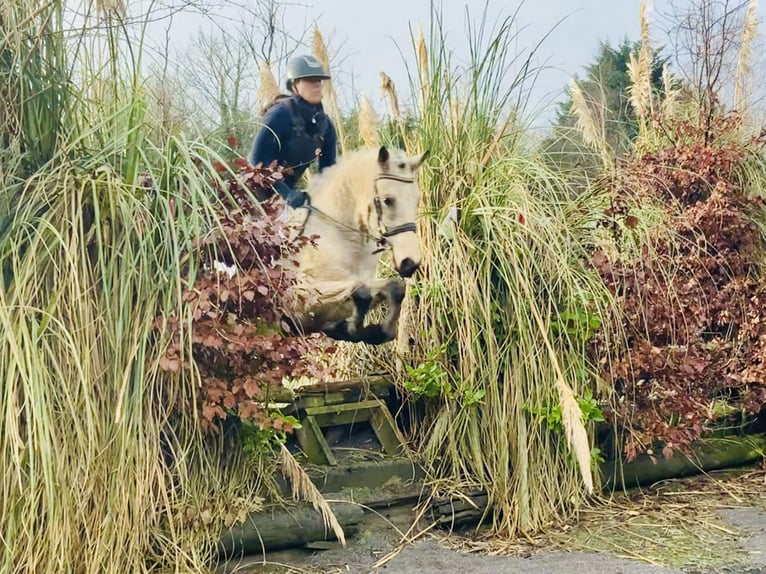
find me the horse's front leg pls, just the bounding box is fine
[351,278,405,345]
[290,280,373,342]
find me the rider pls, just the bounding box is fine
[248,55,338,208]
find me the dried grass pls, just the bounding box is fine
[358,95,379,148]
[278,445,346,546]
[735,0,759,117]
[417,28,430,114]
[379,71,401,120]
[443,469,766,571]
[312,26,346,155]
[257,61,281,109]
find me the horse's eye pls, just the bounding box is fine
[383,197,395,206]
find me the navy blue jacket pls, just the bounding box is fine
[248,95,338,188]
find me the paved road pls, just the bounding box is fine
[225,504,766,574]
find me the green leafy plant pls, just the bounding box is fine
[552,299,603,344]
[239,412,302,458]
[526,388,606,434]
[404,358,452,399]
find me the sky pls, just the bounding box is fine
[142,0,765,127]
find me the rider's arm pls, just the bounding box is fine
[318,121,338,172]
[248,105,291,167]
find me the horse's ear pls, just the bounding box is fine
[378,146,390,166]
[412,149,429,170]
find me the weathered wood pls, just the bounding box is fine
[370,402,406,456]
[601,433,766,490]
[218,502,364,555]
[427,492,489,529]
[294,415,337,466]
[303,399,380,427]
[299,391,346,407]
[269,375,394,404]
[306,458,426,497]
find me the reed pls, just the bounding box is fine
[312,26,346,155]
[0,3,272,571]
[734,0,758,123]
[338,4,620,535]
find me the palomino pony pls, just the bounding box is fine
[284,145,428,345]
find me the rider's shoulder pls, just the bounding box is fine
[262,95,293,119]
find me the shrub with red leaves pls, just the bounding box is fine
[590,111,766,461]
[156,161,335,433]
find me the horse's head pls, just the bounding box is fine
[371,146,428,278]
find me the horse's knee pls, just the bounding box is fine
[352,285,373,314]
[387,280,405,305]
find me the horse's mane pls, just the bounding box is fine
[307,147,380,204]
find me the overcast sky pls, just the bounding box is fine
[144,0,765,127]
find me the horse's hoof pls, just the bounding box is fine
[358,324,394,345]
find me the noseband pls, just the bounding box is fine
[372,174,418,252]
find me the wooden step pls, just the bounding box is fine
[285,376,407,465]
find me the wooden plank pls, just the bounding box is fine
[370,402,406,456]
[305,401,377,427]
[294,415,336,465]
[296,374,392,395]
[296,392,347,408]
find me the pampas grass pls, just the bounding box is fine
[661,62,678,118]
[380,71,402,120]
[571,80,613,168]
[735,0,758,117]
[257,60,282,109]
[628,0,654,124]
[358,95,379,147]
[312,26,346,155]
[417,28,430,114]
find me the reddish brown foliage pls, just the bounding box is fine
[590,112,766,461]
[156,163,335,433]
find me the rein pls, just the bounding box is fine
[302,173,418,253]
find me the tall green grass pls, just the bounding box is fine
[339,5,623,534]
[0,3,265,571]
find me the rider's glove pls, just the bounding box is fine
[273,180,309,208]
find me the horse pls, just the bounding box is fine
[284,145,428,345]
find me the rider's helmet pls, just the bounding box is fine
[285,55,331,91]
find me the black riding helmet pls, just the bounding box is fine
[285,55,331,91]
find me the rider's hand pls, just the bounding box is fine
[273,180,308,208]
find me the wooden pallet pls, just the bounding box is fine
[281,375,407,465]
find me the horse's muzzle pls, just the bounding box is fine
[398,258,420,278]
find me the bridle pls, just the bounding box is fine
[303,172,419,254]
[370,173,418,252]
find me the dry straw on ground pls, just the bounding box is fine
[279,445,346,546]
[443,469,766,571]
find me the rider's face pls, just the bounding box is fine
[294,77,324,104]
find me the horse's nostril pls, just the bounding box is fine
[398,258,420,278]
